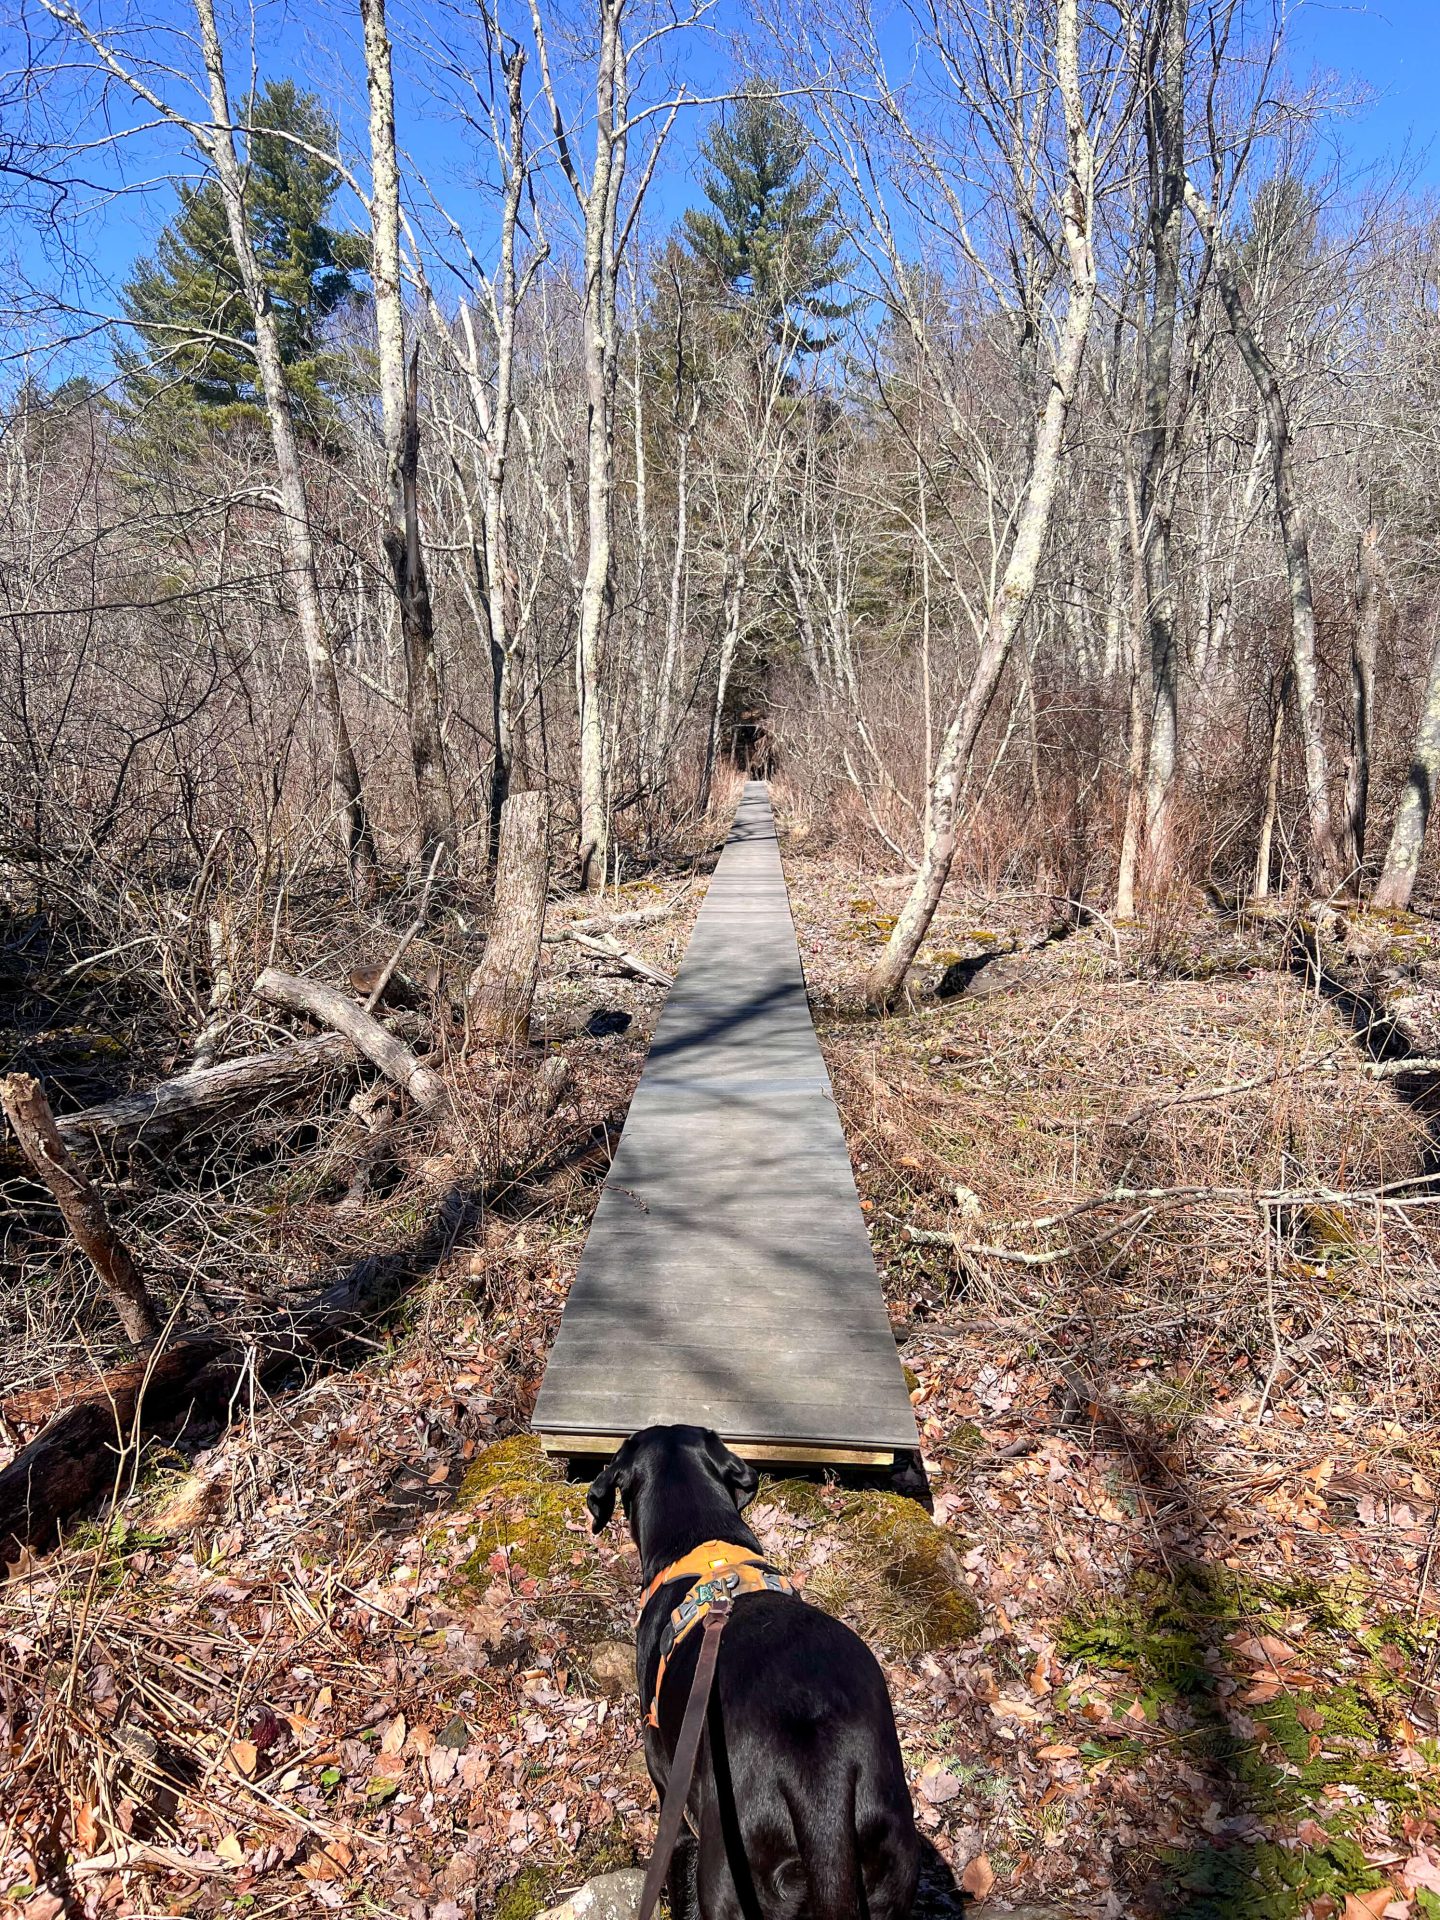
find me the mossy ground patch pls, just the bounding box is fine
[761,1480,980,1655]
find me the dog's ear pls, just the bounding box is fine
[704,1431,759,1511]
[586,1454,631,1533]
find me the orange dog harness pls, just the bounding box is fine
[639,1540,793,1729]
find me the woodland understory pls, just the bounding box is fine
[8,0,1440,1911]
[2,780,1440,1920]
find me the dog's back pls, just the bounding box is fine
[587,1427,922,1920]
[685,1595,920,1920]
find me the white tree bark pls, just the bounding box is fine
[1374,616,1440,910]
[1185,179,1340,895]
[1341,523,1384,882]
[359,0,454,864]
[1138,0,1186,882]
[530,0,626,889]
[194,0,378,897]
[867,0,1099,1007]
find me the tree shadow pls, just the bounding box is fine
[1288,919,1440,1172]
[1045,1360,1415,1919]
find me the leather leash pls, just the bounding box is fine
[635,1593,732,1920]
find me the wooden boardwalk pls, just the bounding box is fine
[533,782,919,1467]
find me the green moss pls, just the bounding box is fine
[807,1491,980,1654]
[760,1476,832,1522]
[492,1867,553,1920]
[946,1421,985,1464]
[457,1433,557,1505]
[491,1823,635,1920]
[901,1364,920,1393]
[1301,1203,1363,1262]
[1163,1833,1387,1919]
[453,1435,589,1593]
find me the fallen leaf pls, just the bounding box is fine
[229,1740,258,1777]
[1402,1856,1440,1895]
[960,1855,995,1898]
[380,1713,407,1755]
[917,1765,961,1805]
[992,1694,1042,1722]
[216,1834,244,1866]
[1037,1743,1080,1760]
[1343,1889,1395,1919]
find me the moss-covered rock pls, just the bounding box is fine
[760,1476,832,1523]
[807,1491,980,1655]
[457,1432,556,1505]
[493,1866,554,1920]
[454,1435,590,1593]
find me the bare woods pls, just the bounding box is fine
[5,0,1440,1006]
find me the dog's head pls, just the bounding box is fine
[586,1424,759,1541]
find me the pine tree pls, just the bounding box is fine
[683,82,852,356]
[120,81,366,429]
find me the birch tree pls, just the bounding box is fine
[40,0,381,898]
[857,0,1104,1007]
[359,0,455,863]
[1185,180,1341,894]
[527,0,691,887]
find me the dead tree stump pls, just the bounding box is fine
[469,789,550,1046]
[0,1072,161,1346]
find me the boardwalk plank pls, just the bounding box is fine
[532,781,919,1464]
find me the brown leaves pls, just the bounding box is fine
[960,1854,995,1898]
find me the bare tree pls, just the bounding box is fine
[360,0,455,863]
[1374,611,1440,910]
[862,0,1103,1006]
[1185,180,1340,894]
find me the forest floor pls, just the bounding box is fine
[4,788,1440,1920]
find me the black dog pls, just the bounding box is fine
[588,1423,919,1920]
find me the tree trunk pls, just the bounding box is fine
[1373,616,1440,910]
[1139,0,1186,881]
[1252,667,1291,902]
[193,0,377,899]
[651,420,693,780]
[1341,523,1384,884]
[469,790,551,1046]
[1185,180,1340,894]
[573,0,626,891]
[699,565,746,815]
[866,0,1097,1008]
[49,1037,359,1158]
[0,1073,160,1345]
[360,0,455,864]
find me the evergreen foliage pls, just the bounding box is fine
[120,81,366,429]
[683,82,852,356]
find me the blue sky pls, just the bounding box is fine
[1285,0,1440,185]
[5,0,1439,385]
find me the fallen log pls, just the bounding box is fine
[254,968,448,1113]
[564,930,673,990]
[0,1211,441,1570]
[1,1073,161,1345]
[49,1034,360,1157]
[546,884,693,942]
